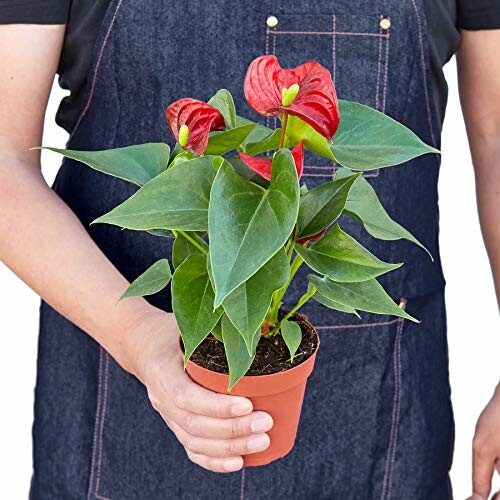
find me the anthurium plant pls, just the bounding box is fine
[42,55,438,390]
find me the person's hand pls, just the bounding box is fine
[125,311,273,473]
[468,383,500,500]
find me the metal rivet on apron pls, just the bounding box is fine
[379,18,391,30]
[266,15,279,28]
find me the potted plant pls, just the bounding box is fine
[41,55,438,466]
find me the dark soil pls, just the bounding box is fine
[190,311,319,376]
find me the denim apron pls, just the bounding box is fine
[30,1,454,499]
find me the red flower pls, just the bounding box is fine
[295,229,326,245]
[166,98,226,156]
[244,56,340,140]
[238,142,304,181]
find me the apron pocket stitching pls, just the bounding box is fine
[267,14,390,180]
[332,15,337,85]
[87,346,105,500]
[380,298,407,500]
[94,351,112,500]
[315,318,401,330]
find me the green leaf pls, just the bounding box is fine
[39,143,170,186]
[296,172,360,239]
[93,156,216,231]
[172,254,223,366]
[236,117,276,150]
[172,233,203,268]
[331,100,439,170]
[222,248,289,353]
[167,143,184,166]
[168,150,195,167]
[146,229,175,238]
[225,156,270,188]
[222,316,260,390]
[211,319,223,342]
[295,224,401,282]
[307,281,359,316]
[284,115,335,160]
[208,89,237,129]
[314,293,360,316]
[120,259,171,300]
[280,319,302,361]
[209,150,300,307]
[205,124,256,155]
[308,274,418,322]
[335,168,432,259]
[243,128,281,155]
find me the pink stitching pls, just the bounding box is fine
[304,165,336,170]
[380,299,406,500]
[70,0,125,140]
[240,467,246,500]
[272,28,277,129]
[409,0,436,146]
[86,348,104,500]
[95,352,110,498]
[316,318,401,330]
[304,165,338,173]
[332,15,337,85]
[330,165,380,178]
[376,20,383,110]
[302,173,335,178]
[380,320,402,500]
[382,33,390,114]
[387,318,404,499]
[273,30,389,38]
[96,496,112,500]
[265,28,270,128]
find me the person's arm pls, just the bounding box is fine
[457,29,500,500]
[0,25,272,473]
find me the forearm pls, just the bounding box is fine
[458,31,500,309]
[471,137,500,306]
[0,153,168,371]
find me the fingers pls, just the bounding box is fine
[146,356,273,473]
[185,450,244,473]
[176,409,273,439]
[173,377,253,418]
[472,437,495,499]
[169,420,271,458]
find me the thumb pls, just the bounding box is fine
[472,441,494,500]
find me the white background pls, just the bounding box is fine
[0,60,499,498]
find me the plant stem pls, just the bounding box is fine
[266,252,305,325]
[288,253,304,283]
[178,230,208,255]
[278,112,289,149]
[267,287,317,337]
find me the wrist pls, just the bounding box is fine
[123,308,179,382]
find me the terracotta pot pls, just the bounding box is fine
[185,324,319,467]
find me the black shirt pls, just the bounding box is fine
[1,1,500,133]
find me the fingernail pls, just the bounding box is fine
[247,434,270,453]
[250,413,273,433]
[471,495,484,500]
[223,457,243,472]
[230,401,252,416]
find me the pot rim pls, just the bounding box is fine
[183,321,320,396]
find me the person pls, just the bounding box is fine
[0,1,499,499]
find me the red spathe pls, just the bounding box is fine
[244,55,340,140]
